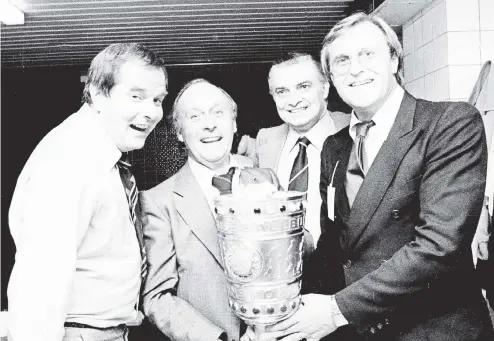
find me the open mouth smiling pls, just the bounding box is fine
[130,124,148,132]
[201,136,223,143]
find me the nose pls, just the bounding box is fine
[286,91,303,107]
[142,100,163,122]
[202,112,217,131]
[348,57,364,76]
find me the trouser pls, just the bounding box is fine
[62,324,128,341]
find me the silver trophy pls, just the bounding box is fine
[214,191,306,328]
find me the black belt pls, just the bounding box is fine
[64,322,125,330]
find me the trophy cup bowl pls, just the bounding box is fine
[214,191,306,327]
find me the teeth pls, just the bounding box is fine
[350,80,372,87]
[202,136,221,143]
[133,124,147,129]
[289,107,308,113]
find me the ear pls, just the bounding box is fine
[177,131,184,143]
[322,80,330,100]
[391,53,399,75]
[233,121,237,134]
[89,84,105,111]
[330,73,335,85]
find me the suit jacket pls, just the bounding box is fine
[314,92,493,341]
[253,110,350,169]
[140,155,253,341]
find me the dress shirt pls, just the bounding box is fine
[349,86,405,174]
[8,104,141,341]
[277,111,336,244]
[188,155,239,212]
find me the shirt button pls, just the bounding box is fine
[392,209,401,219]
[343,260,353,269]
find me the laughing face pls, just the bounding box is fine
[268,58,329,133]
[91,58,168,152]
[328,21,399,118]
[176,82,237,170]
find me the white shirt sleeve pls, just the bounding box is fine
[7,153,93,341]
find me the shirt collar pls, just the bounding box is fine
[287,110,334,152]
[78,103,123,170]
[349,86,404,141]
[188,154,238,181]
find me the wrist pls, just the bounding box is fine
[329,295,348,328]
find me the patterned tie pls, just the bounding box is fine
[346,120,375,207]
[288,136,311,195]
[287,136,314,256]
[211,167,236,195]
[117,153,148,279]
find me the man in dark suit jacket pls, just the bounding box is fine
[249,13,494,341]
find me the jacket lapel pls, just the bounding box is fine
[328,131,353,222]
[173,162,224,268]
[258,124,289,171]
[346,92,423,249]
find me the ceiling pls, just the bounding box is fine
[1,0,376,68]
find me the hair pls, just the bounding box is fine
[82,43,168,104]
[170,78,238,134]
[267,52,327,94]
[320,12,404,85]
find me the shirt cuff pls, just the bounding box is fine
[329,295,348,328]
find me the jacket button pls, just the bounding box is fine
[377,322,383,330]
[369,327,376,334]
[343,260,352,269]
[392,209,400,219]
[385,318,390,325]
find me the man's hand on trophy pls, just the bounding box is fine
[237,135,257,159]
[238,167,283,191]
[240,325,277,341]
[254,294,337,341]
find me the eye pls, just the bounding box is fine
[154,98,164,106]
[276,89,287,96]
[361,50,375,59]
[334,56,349,65]
[300,84,311,90]
[214,109,224,116]
[131,93,143,101]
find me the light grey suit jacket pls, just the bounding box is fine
[253,110,350,170]
[140,155,253,341]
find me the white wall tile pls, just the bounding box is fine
[422,6,434,44]
[480,30,494,63]
[479,0,494,30]
[445,0,479,31]
[404,53,415,83]
[435,67,450,101]
[433,0,448,39]
[424,72,436,101]
[448,64,481,99]
[414,17,424,48]
[423,41,435,74]
[407,78,425,99]
[415,46,425,78]
[447,31,481,65]
[434,33,449,70]
[402,22,415,56]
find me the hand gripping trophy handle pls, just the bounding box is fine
[214,191,307,329]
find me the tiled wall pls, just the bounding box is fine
[403,0,494,102]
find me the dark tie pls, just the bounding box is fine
[212,167,236,195]
[287,136,314,256]
[117,154,148,279]
[346,120,375,207]
[288,136,310,194]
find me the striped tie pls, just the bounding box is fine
[288,136,310,195]
[117,154,148,279]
